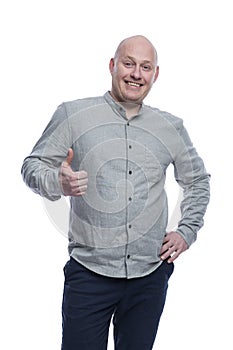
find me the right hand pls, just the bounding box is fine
[59,148,88,197]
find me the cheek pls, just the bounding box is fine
[113,69,124,83]
[116,66,128,79]
[145,77,155,89]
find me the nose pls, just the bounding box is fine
[130,64,142,80]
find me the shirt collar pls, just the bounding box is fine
[104,91,144,120]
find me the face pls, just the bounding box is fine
[109,37,159,104]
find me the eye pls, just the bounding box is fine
[142,65,152,71]
[124,61,134,68]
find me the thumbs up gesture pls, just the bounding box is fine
[59,148,88,197]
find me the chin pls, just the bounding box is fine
[123,92,143,101]
[127,96,144,104]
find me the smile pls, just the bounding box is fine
[125,81,143,87]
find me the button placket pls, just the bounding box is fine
[125,121,134,273]
[128,141,133,179]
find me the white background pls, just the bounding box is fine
[1,0,232,349]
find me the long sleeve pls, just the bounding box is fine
[21,103,72,201]
[173,124,210,246]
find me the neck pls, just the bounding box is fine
[124,104,141,119]
[118,101,141,119]
[109,91,142,119]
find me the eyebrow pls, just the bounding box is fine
[124,55,154,66]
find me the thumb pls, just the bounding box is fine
[64,148,74,166]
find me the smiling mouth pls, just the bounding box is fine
[125,81,143,87]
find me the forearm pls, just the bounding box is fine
[176,174,210,246]
[172,123,211,246]
[21,156,62,201]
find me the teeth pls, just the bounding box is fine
[127,82,140,87]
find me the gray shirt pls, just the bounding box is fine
[21,92,210,278]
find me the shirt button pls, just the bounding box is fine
[127,255,130,259]
[129,170,132,175]
[129,145,132,149]
[128,224,132,229]
[128,197,132,201]
[127,122,130,126]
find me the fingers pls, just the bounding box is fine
[61,170,88,197]
[69,171,88,196]
[63,148,74,167]
[76,170,88,180]
[59,148,88,197]
[160,231,188,263]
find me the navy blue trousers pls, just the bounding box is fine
[61,258,174,350]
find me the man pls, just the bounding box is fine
[21,35,210,350]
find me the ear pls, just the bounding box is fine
[109,58,115,74]
[153,65,159,83]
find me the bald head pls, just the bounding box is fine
[114,35,158,66]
